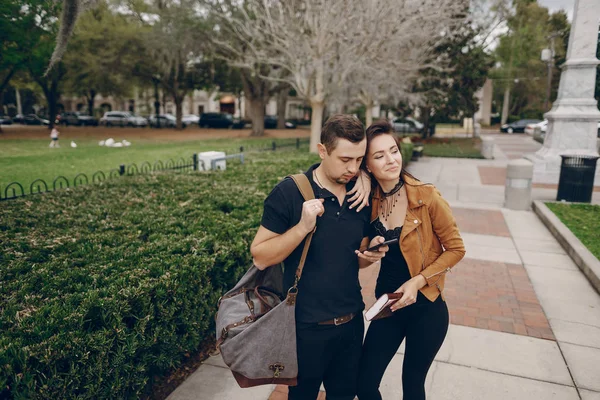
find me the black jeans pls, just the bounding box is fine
[288,315,364,400]
[357,295,449,400]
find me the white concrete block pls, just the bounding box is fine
[561,343,600,392]
[166,364,275,400]
[198,151,226,170]
[427,362,579,400]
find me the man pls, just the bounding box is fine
[251,114,388,399]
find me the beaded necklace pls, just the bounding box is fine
[379,179,404,221]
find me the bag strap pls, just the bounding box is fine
[286,173,316,305]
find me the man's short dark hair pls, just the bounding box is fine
[321,114,365,153]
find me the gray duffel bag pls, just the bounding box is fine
[215,174,315,388]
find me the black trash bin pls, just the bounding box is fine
[556,155,599,203]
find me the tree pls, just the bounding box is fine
[213,0,468,152]
[340,0,464,127]
[62,2,145,116]
[0,0,56,120]
[206,1,292,136]
[0,0,27,106]
[492,0,568,123]
[143,0,209,129]
[21,0,65,129]
[413,24,493,136]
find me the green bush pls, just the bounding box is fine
[400,141,414,167]
[0,151,318,399]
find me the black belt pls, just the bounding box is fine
[318,313,356,326]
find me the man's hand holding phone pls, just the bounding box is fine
[355,236,394,263]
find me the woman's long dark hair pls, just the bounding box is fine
[363,119,419,184]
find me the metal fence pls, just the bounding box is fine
[1,138,310,202]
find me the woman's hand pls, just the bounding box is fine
[390,275,427,312]
[348,170,371,212]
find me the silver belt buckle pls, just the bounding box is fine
[334,317,342,326]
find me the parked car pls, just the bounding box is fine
[392,118,421,134]
[128,114,148,127]
[199,112,234,128]
[405,117,424,130]
[61,111,98,126]
[149,114,177,128]
[232,118,251,129]
[231,116,297,129]
[12,114,25,124]
[100,111,148,127]
[23,114,50,125]
[524,120,547,135]
[182,114,200,125]
[264,115,296,129]
[0,115,13,125]
[500,119,541,134]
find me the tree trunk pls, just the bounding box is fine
[421,105,431,139]
[175,95,183,130]
[46,78,60,129]
[0,67,16,100]
[248,97,266,136]
[309,100,325,153]
[87,89,96,117]
[16,87,22,115]
[47,88,58,129]
[0,89,3,132]
[276,89,288,129]
[189,92,195,114]
[501,86,510,125]
[365,101,374,127]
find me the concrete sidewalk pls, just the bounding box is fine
[168,134,600,400]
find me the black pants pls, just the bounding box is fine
[288,315,364,400]
[357,294,449,400]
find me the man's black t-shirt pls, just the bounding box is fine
[260,163,370,323]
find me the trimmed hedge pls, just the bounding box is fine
[400,140,414,167]
[0,151,318,399]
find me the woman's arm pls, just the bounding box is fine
[347,170,371,211]
[419,188,466,287]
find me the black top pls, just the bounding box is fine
[260,163,371,323]
[370,218,412,299]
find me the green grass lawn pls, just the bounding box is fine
[546,202,600,260]
[421,137,484,159]
[0,137,302,194]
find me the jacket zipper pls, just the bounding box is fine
[412,209,449,294]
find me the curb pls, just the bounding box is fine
[532,200,600,295]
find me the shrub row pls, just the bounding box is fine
[0,151,318,399]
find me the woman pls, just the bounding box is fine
[356,120,465,400]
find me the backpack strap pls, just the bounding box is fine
[286,173,316,305]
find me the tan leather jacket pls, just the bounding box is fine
[370,175,466,302]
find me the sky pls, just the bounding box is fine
[538,0,575,20]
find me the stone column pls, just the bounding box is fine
[526,0,600,184]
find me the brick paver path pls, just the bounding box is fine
[444,258,554,340]
[452,208,511,237]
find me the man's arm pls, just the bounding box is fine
[251,225,311,270]
[251,198,325,270]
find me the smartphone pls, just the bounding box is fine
[364,238,399,252]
